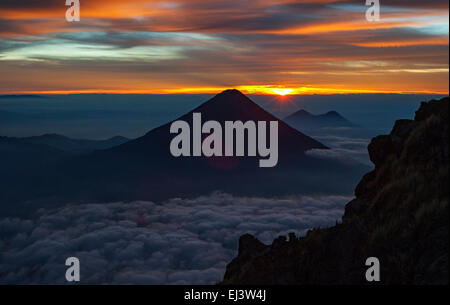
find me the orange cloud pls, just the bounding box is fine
[352,37,449,47]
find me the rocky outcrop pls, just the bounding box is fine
[221,97,449,285]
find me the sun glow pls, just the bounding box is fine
[271,88,295,96]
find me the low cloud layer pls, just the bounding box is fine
[306,134,372,165]
[0,193,352,284]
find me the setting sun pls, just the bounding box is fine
[271,88,295,96]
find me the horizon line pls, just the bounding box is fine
[1,87,449,96]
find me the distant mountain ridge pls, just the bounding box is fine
[284,109,357,130]
[19,134,129,153]
[0,136,69,176]
[0,95,43,99]
[0,134,129,190]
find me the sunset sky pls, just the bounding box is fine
[0,0,448,95]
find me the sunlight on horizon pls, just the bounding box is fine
[271,88,295,96]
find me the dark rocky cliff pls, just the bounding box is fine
[221,97,449,285]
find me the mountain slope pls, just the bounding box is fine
[0,134,129,188]
[221,97,449,285]
[0,136,70,175]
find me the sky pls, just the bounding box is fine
[0,0,448,95]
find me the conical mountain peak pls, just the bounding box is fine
[295,109,312,116]
[120,89,327,155]
[188,89,273,122]
[217,89,245,97]
[284,109,312,120]
[204,89,252,107]
[324,110,341,117]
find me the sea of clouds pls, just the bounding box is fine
[306,134,372,165]
[0,192,352,284]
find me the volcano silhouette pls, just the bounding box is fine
[111,89,327,158]
[2,90,369,215]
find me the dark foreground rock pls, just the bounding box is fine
[221,97,449,285]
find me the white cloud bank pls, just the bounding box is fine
[307,134,373,165]
[0,193,352,284]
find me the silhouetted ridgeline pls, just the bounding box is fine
[284,109,357,130]
[221,97,449,285]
